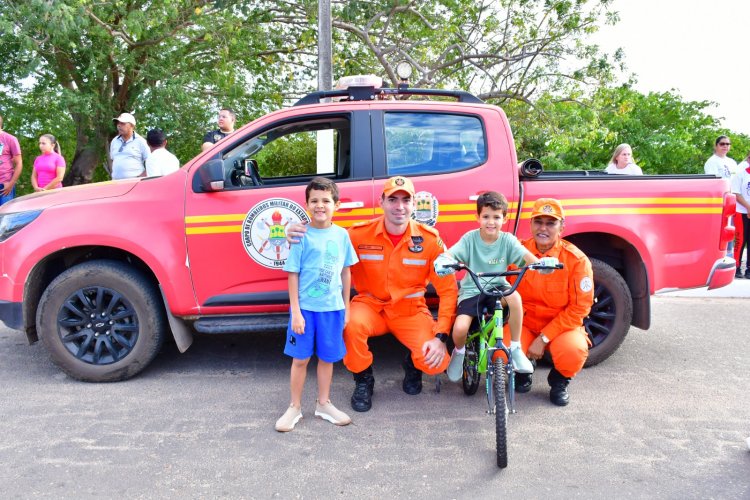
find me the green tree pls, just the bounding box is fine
[0,0,308,189]
[323,0,622,100]
[508,85,750,173]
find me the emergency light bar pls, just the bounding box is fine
[294,74,484,106]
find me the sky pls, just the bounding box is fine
[592,0,749,135]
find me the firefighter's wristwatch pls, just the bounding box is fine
[435,332,449,343]
[540,334,550,344]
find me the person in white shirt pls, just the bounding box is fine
[110,113,150,179]
[145,129,180,177]
[705,135,739,257]
[704,135,737,178]
[605,143,643,175]
[731,151,750,278]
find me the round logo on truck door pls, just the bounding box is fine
[242,198,310,269]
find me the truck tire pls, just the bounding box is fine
[37,260,166,382]
[583,258,633,367]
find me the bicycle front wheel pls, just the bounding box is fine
[493,358,508,468]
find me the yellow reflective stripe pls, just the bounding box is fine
[185,197,724,234]
[185,214,245,223]
[521,197,723,207]
[186,225,243,234]
[519,206,722,219]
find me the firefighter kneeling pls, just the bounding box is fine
[508,198,594,406]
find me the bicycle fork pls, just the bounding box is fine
[485,345,517,416]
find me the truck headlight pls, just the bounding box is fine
[0,210,42,242]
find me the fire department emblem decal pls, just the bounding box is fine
[580,276,593,293]
[242,198,310,269]
[412,191,439,226]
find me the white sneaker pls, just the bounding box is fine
[315,400,352,426]
[275,405,302,432]
[511,347,534,374]
[446,350,465,382]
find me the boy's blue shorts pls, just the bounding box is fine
[284,309,346,362]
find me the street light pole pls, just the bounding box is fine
[318,0,332,92]
[316,0,333,173]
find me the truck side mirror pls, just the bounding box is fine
[198,159,225,192]
[520,158,543,178]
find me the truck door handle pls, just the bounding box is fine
[339,201,364,210]
[469,195,479,201]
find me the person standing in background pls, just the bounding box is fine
[732,151,750,278]
[605,144,643,175]
[0,114,23,205]
[145,129,180,177]
[704,136,738,257]
[110,113,150,180]
[704,136,737,178]
[31,134,65,191]
[201,108,236,152]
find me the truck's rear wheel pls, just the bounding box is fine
[584,258,633,367]
[37,260,165,382]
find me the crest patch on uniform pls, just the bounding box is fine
[241,198,310,269]
[580,276,593,292]
[409,236,423,253]
[412,191,439,226]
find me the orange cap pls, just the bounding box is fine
[530,198,564,220]
[382,176,415,197]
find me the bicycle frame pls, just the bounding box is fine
[465,296,517,415]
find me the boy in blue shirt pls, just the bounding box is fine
[275,177,359,432]
[436,191,555,381]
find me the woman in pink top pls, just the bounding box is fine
[32,134,66,191]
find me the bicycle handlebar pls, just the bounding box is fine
[445,262,564,298]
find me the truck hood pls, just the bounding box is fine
[0,179,139,213]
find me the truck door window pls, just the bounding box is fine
[384,113,486,176]
[221,117,350,187]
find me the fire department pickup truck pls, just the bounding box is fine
[0,83,736,382]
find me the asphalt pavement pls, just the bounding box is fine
[0,294,748,498]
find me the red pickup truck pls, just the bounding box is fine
[0,83,736,382]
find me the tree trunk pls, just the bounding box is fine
[63,116,110,186]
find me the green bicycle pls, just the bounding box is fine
[444,260,562,468]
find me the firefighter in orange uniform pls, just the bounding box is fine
[344,176,457,412]
[509,198,594,406]
[286,176,457,413]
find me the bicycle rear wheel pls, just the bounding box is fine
[493,358,508,468]
[462,335,480,395]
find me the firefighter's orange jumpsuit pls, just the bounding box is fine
[344,217,457,375]
[506,237,593,378]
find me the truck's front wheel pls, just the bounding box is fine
[37,260,166,382]
[584,258,633,367]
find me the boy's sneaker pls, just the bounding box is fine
[275,405,302,432]
[446,350,465,382]
[315,400,352,426]
[511,347,534,374]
